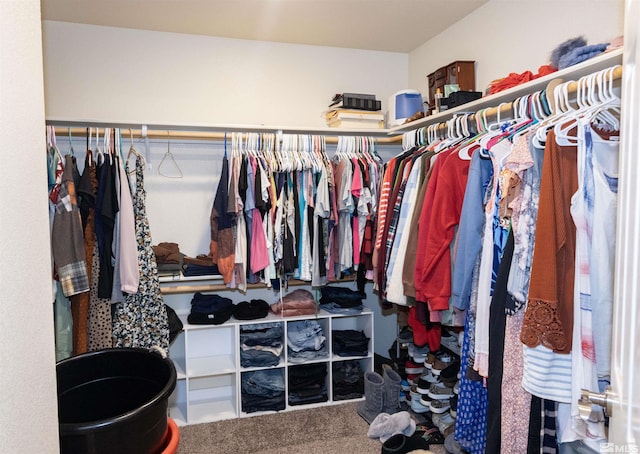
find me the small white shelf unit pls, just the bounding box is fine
[166,300,374,426]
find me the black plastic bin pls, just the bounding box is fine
[56,348,177,454]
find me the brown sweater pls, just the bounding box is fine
[520,129,577,354]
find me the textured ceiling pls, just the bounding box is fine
[41,0,489,52]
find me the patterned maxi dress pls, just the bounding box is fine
[112,155,169,350]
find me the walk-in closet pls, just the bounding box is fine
[3,1,639,453]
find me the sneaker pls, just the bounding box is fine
[410,395,430,414]
[399,391,407,403]
[429,398,451,414]
[440,360,461,386]
[419,393,433,407]
[407,373,420,386]
[424,352,437,370]
[453,381,460,395]
[408,343,430,364]
[431,354,454,376]
[397,326,414,345]
[416,371,439,393]
[405,360,425,375]
[409,384,421,403]
[428,382,454,400]
[400,379,411,392]
[432,411,456,434]
[449,395,458,418]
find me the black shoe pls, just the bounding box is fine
[381,430,432,454]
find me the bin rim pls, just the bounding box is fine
[57,347,176,434]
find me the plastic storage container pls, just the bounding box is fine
[387,90,424,126]
[56,348,177,454]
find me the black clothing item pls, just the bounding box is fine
[165,304,184,345]
[234,299,270,320]
[242,392,286,413]
[97,157,118,298]
[486,229,515,453]
[332,360,364,400]
[527,396,542,454]
[77,152,96,230]
[188,293,234,325]
[332,330,370,357]
[320,286,364,308]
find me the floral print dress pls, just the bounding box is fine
[112,156,169,350]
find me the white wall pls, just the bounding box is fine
[409,0,625,97]
[42,21,408,128]
[0,1,59,452]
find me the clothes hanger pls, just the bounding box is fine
[532,79,573,147]
[158,131,184,179]
[126,128,144,174]
[66,128,75,157]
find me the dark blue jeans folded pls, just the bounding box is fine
[242,392,285,413]
[240,348,280,367]
[241,369,285,398]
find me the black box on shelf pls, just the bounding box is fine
[445,91,482,108]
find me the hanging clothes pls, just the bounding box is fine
[51,154,89,297]
[209,154,235,283]
[70,151,96,355]
[112,155,169,350]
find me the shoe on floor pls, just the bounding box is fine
[416,371,439,393]
[444,433,465,454]
[432,411,456,434]
[428,382,454,400]
[410,395,430,414]
[405,360,425,375]
[429,398,451,414]
[449,395,458,418]
[381,430,432,454]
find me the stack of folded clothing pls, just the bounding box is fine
[332,329,370,357]
[270,289,317,317]
[287,320,328,364]
[234,299,270,321]
[288,363,328,406]
[182,254,220,277]
[332,360,364,401]
[319,286,365,314]
[241,369,285,414]
[153,242,183,277]
[187,293,233,325]
[240,323,283,368]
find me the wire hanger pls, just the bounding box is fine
[158,131,183,179]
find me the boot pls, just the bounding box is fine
[357,371,385,424]
[382,364,402,414]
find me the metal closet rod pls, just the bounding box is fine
[51,126,402,144]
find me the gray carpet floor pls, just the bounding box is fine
[175,402,447,454]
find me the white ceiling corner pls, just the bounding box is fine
[40,0,489,53]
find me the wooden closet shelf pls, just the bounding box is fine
[160,275,357,295]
